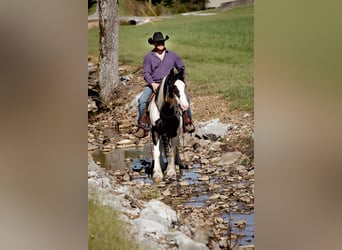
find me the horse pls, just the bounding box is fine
[148,68,189,182]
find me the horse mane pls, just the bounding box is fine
[155,75,166,110]
[155,69,175,110]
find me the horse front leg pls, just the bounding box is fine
[165,138,177,180]
[152,139,164,182]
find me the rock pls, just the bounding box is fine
[122,173,130,181]
[236,165,246,171]
[117,143,136,149]
[162,189,171,196]
[139,199,177,228]
[196,119,230,138]
[179,181,190,186]
[200,158,210,164]
[209,141,222,151]
[88,171,98,178]
[178,225,192,237]
[218,238,228,248]
[171,231,208,250]
[131,218,168,238]
[238,245,254,250]
[208,194,220,200]
[88,97,98,112]
[209,157,221,164]
[243,113,250,118]
[198,176,209,181]
[117,139,134,145]
[234,219,247,228]
[219,151,242,166]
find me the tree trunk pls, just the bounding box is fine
[98,0,119,105]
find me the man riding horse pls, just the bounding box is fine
[134,32,195,138]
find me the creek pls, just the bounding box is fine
[92,145,254,246]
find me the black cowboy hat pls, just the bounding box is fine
[148,32,169,45]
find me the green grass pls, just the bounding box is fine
[224,83,254,110]
[88,198,139,250]
[88,2,97,15]
[88,6,254,111]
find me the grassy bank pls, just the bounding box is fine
[88,6,254,111]
[88,198,139,250]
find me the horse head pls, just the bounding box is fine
[155,68,189,111]
[166,68,186,99]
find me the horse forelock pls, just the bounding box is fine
[156,74,177,109]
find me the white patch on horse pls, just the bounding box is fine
[148,100,160,126]
[174,80,189,111]
[152,140,163,181]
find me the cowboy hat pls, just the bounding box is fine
[148,32,169,45]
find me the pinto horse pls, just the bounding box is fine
[148,69,189,182]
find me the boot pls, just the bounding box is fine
[183,111,195,133]
[134,125,148,138]
[134,106,150,138]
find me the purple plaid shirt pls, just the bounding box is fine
[143,49,186,85]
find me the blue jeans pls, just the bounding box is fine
[137,85,193,126]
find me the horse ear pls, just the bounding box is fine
[169,68,174,77]
[177,68,185,81]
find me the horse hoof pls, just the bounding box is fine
[153,176,163,183]
[165,170,177,180]
[153,173,163,183]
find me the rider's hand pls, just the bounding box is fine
[151,82,159,92]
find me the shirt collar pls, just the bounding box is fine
[151,48,169,53]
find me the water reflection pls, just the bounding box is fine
[92,143,153,171]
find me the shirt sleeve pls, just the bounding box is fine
[143,54,154,85]
[174,52,186,80]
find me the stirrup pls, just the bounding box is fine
[134,125,148,138]
[184,123,195,133]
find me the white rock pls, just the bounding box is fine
[171,231,208,250]
[219,151,242,166]
[117,139,134,145]
[88,171,98,178]
[209,141,222,151]
[132,218,168,237]
[140,199,177,228]
[196,118,229,137]
[243,113,251,118]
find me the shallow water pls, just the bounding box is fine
[92,145,254,245]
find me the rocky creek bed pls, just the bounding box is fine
[88,63,254,249]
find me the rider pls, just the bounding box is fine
[134,32,195,138]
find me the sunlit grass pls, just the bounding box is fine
[88,6,254,111]
[88,198,139,250]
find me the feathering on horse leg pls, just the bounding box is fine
[165,138,178,180]
[175,145,186,169]
[152,140,163,182]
